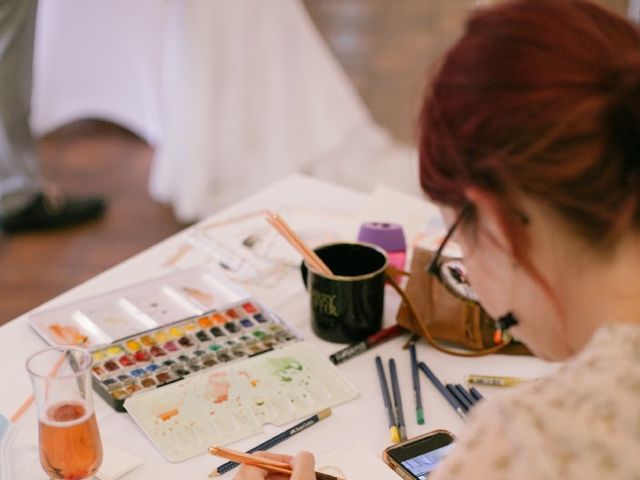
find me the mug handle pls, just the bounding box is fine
[300,261,309,290]
[384,266,511,357]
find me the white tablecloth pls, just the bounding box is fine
[0,175,555,479]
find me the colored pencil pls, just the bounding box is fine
[469,387,485,402]
[388,358,407,441]
[418,362,467,422]
[409,343,425,425]
[329,325,405,365]
[209,409,332,476]
[209,446,346,480]
[265,211,333,276]
[446,384,471,411]
[375,356,400,443]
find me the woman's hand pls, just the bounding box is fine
[233,451,316,480]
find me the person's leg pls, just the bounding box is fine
[0,0,106,233]
[0,0,40,216]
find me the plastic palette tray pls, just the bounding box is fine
[28,266,301,411]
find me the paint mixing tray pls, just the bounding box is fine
[124,341,359,462]
[28,266,248,347]
[27,266,302,411]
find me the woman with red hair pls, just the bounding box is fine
[237,1,640,478]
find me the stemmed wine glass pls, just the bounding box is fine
[27,346,103,480]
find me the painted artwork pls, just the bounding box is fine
[124,342,359,462]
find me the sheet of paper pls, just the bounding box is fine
[316,444,399,480]
[190,206,358,288]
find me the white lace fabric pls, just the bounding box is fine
[432,323,640,480]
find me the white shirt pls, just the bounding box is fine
[431,323,640,479]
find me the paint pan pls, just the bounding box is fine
[89,299,299,411]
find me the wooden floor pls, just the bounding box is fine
[0,122,185,323]
[0,0,630,324]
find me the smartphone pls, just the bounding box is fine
[383,429,455,480]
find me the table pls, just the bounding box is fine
[0,175,555,479]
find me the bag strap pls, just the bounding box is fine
[385,267,511,357]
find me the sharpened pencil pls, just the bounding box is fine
[209,409,331,476]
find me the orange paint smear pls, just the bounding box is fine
[48,324,87,345]
[158,408,180,421]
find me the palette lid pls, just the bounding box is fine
[27,266,250,348]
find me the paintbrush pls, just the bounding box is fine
[209,446,347,480]
[10,335,89,422]
[265,211,334,277]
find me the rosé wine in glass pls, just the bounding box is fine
[27,347,103,480]
[39,401,102,479]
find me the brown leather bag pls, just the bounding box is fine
[391,246,530,356]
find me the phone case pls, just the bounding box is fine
[382,429,454,480]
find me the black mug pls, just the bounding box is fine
[301,242,388,343]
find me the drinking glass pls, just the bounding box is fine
[26,346,103,480]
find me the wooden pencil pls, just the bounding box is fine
[209,446,346,480]
[265,211,334,276]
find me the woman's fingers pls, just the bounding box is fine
[291,451,316,480]
[232,451,294,480]
[255,451,294,463]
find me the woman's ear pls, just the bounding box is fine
[464,187,514,255]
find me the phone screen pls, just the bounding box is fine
[387,432,455,480]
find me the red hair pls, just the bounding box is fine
[419,0,640,248]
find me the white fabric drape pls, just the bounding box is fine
[32,0,165,142]
[32,0,413,222]
[150,0,388,221]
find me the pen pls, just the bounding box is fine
[330,325,404,365]
[409,343,425,424]
[469,387,485,402]
[466,374,527,387]
[446,384,472,411]
[418,362,467,422]
[388,358,407,441]
[454,384,477,407]
[210,446,346,480]
[375,356,400,443]
[209,409,332,476]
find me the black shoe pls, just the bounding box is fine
[0,190,106,233]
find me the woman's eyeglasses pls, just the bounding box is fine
[425,203,524,347]
[425,204,479,303]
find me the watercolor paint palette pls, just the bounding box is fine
[90,299,299,411]
[27,266,301,411]
[124,341,359,462]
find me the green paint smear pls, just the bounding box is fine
[270,357,303,382]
